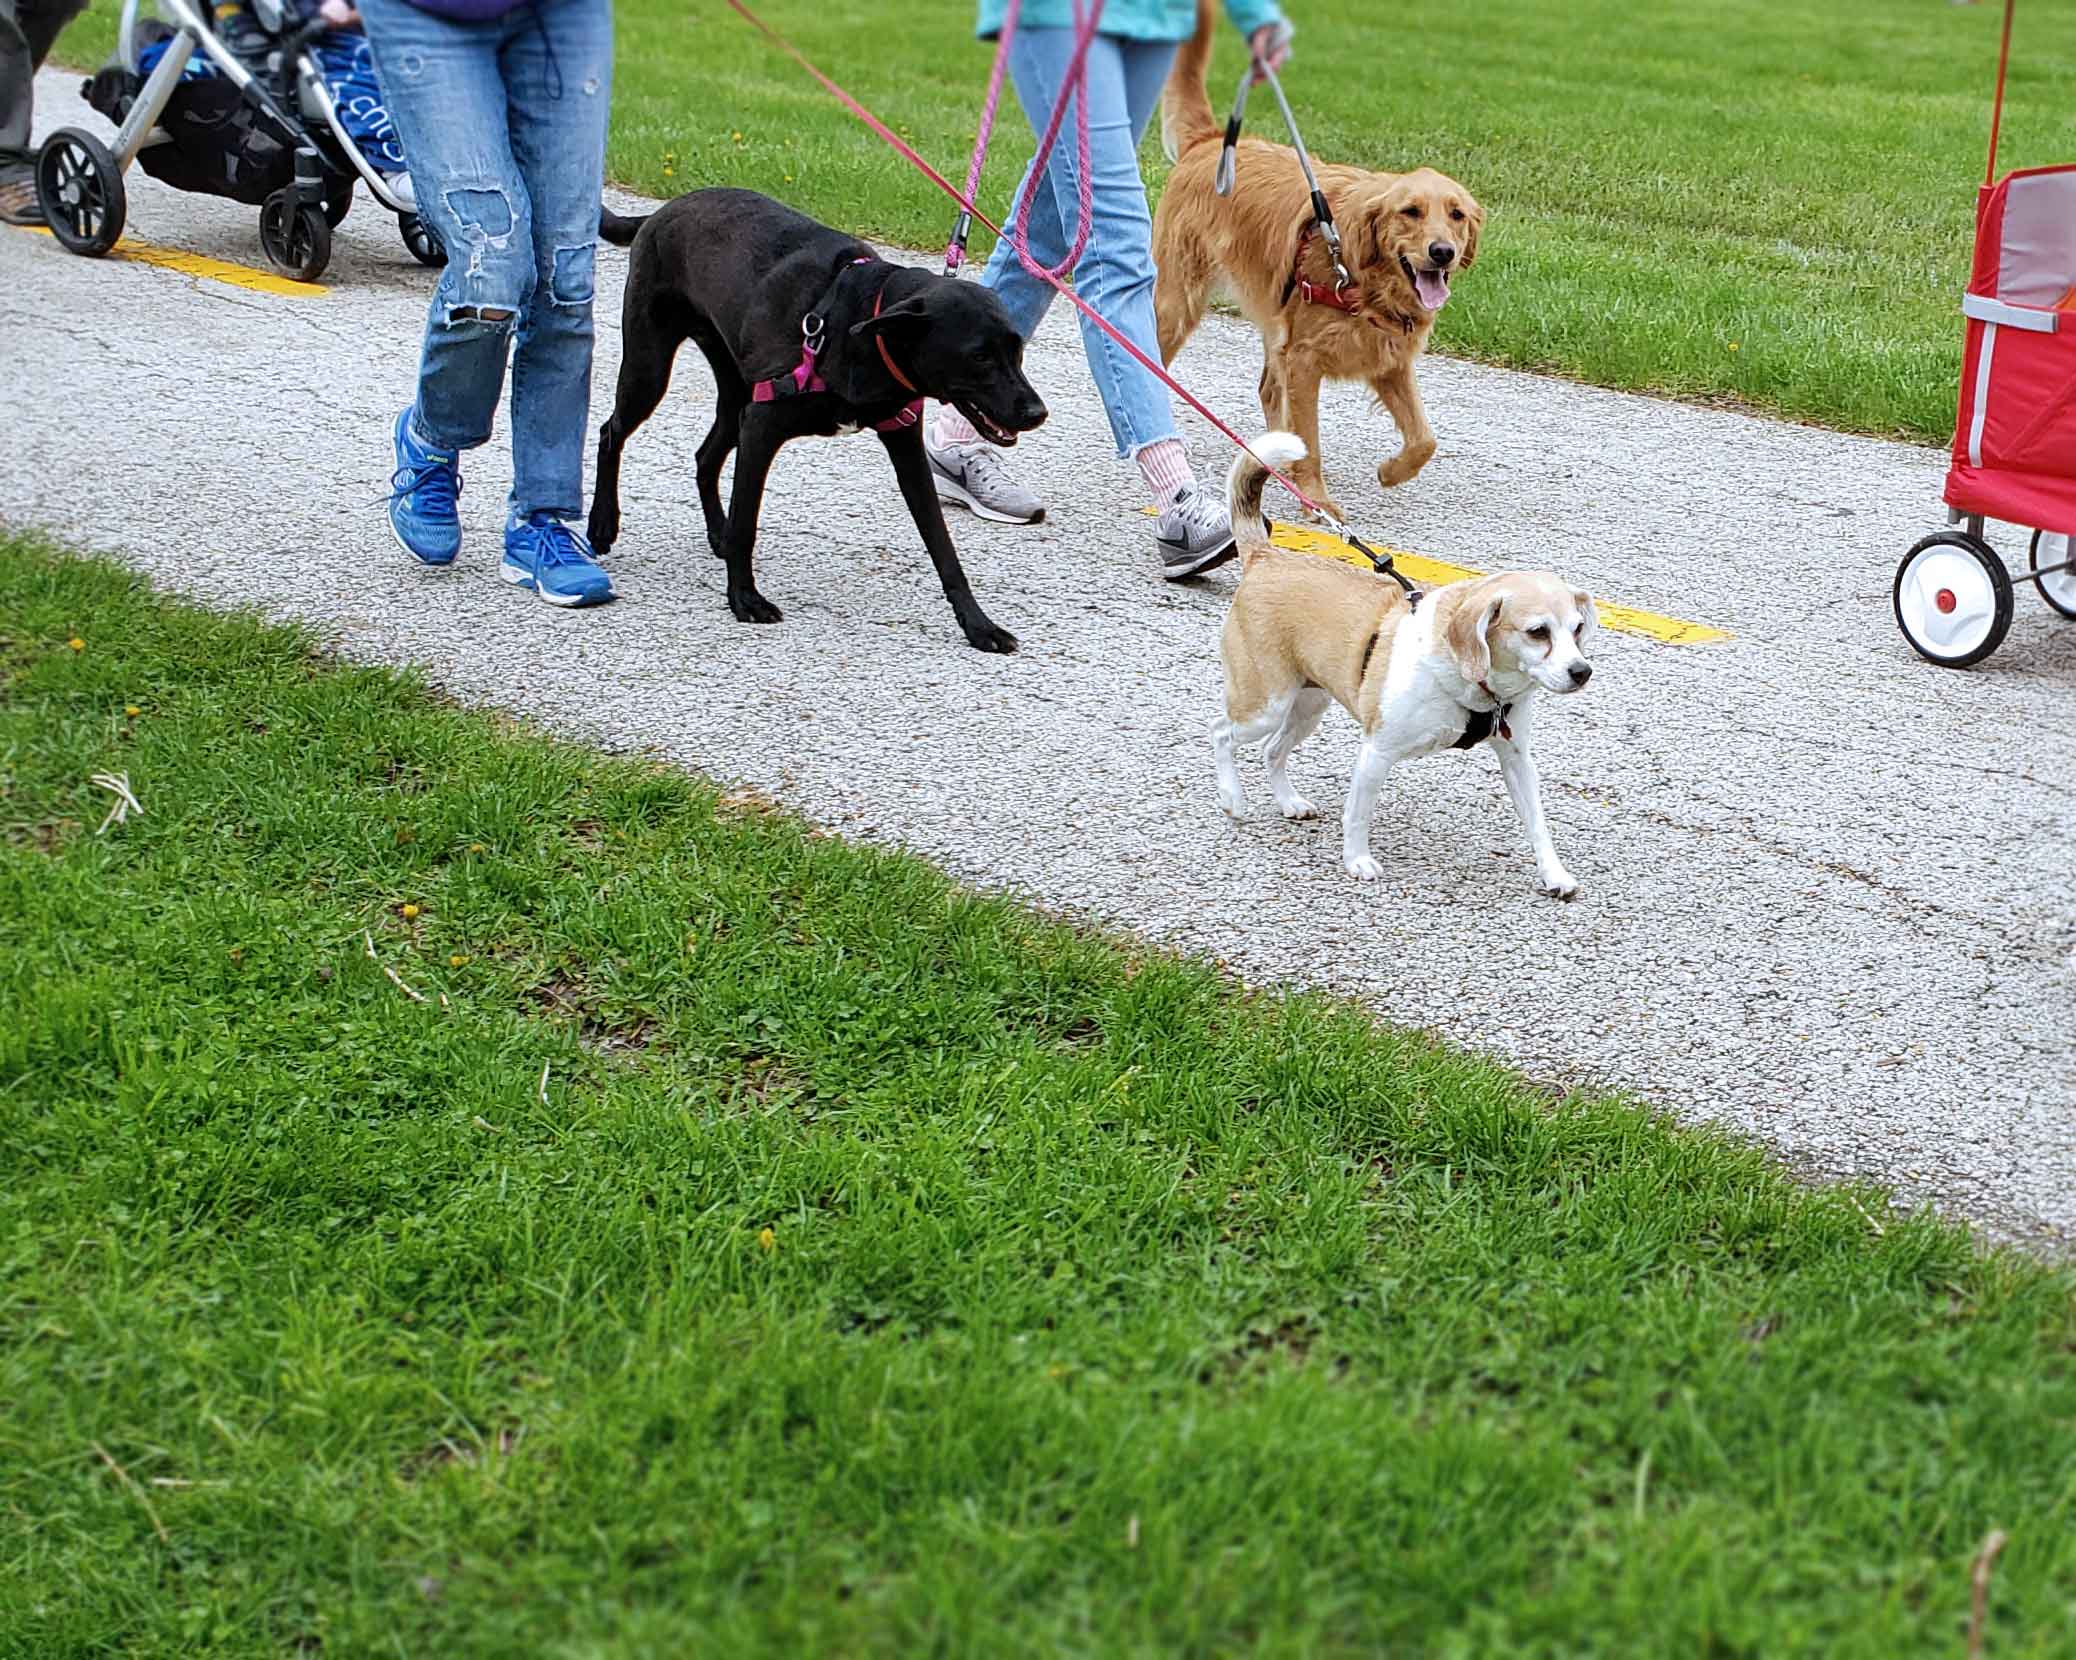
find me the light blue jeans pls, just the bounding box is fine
[356,0,613,523]
[981,29,1178,460]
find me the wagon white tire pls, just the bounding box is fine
[1893,532,2012,670]
[2027,530,2076,621]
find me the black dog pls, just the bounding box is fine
[592,189,1048,653]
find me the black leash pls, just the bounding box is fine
[1262,517,1421,602]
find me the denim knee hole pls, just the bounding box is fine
[550,243,595,305]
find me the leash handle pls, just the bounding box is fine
[1218,20,1293,198]
[1214,64,1251,196]
[1008,0,1103,282]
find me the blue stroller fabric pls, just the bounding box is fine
[136,22,406,172]
[312,36,405,172]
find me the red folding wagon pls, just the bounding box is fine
[1894,0,2076,667]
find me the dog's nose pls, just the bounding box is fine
[1428,241,1457,268]
[1018,396,1048,429]
[1568,661,1593,687]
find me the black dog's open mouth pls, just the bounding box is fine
[958,402,1022,448]
[1399,255,1452,313]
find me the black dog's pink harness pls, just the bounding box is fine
[750,257,922,433]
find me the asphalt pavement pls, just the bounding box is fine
[5,68,2072,1250]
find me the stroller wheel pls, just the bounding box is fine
[1894,531,2013,669]
[398,212,446,267]
[2028,530,2076,620]
[259,188,332,283]
[35,127,126,258]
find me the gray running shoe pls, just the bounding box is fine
[928,439,1046,525]
[1154,482,1238,579]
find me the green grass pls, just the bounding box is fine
[54,0,2076,439]
[4,536,2076,1654]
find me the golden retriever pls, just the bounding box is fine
[1154,1,1483,524]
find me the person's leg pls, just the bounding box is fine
[1,0,89,220]
[1022,34,1234,573]
[926,28,1091,522]
[494,0,613,605]
[357,0,537,564]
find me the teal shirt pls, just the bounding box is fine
[975,0,1286,44]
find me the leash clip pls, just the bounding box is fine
[1315,205,1353,295]
[1344,529,1418,598]
[801,312,826,345]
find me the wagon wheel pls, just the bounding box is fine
[1893,531,2013,669]
[35,127,126,258]
[2027,530,2076,621]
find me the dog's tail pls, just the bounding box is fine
[1159,0,1221,162]
[599,207,650,247]
[1228,431,1305,568]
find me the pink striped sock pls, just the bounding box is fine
[1137,439,1195,507]
[931,406,981,449]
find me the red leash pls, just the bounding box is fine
[722,0,1352,534]
[1984,0,2016,186]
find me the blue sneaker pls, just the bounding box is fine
[502,514,614,608]
[388,409,462,566]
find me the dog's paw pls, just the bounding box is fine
[1218,791,1248,820]
[962,620,1018,655]
[728,588,783,625]
[1344,853,1385,882]
[1536,870,1580,901]
[1278,795,1320,821]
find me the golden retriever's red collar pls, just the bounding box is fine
[1282,222,1419,336]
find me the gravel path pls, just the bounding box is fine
[6,70,2072,1250]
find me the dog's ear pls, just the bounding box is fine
[848,295,931,341]
[1573,588,1599,647]
[1444,585,1505,686]
[1459,196,1484,269]
[1354,195,1397,269]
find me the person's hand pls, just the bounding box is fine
[1248,20,1291,82]
[318,0,361,27]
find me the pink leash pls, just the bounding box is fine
[723,0,1354,535]
[946,0,1101,283]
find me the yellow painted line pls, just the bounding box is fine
[15,223,326,297]
[1211,511,1733,645]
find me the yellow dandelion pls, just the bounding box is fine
[1728,341,1741,352]
[68,637,84,652]
[468,842,485,854]
[124,704,141,717]
[401,903,421,920]
[757,1226,776,1251]
[448,953,469,968]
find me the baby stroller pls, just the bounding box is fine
[34,0,442,282]
[1894,0,2076,667]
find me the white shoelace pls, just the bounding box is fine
[958,445,1022,497]
[1167,486,1228,539]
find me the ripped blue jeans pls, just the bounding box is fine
[356,0,612,523]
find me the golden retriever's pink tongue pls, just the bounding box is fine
[1415,268,1451,311]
